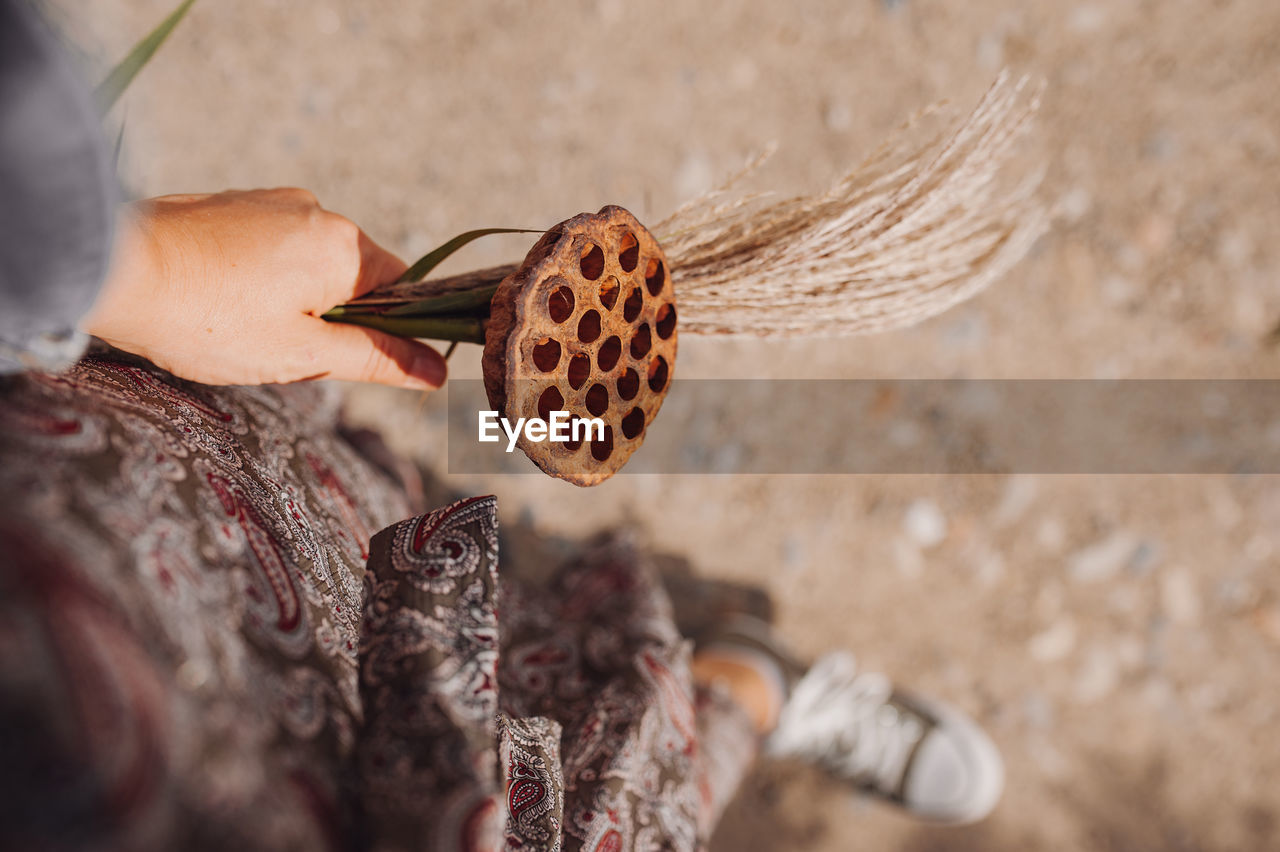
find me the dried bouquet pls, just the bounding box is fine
[100,7,1044,485]
[324,72,1046,486]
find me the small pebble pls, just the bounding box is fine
[1245,534,1273,562]
[1102,275,1137,307]
[943,313,988,348]
[993,475,1037,528]
[1217,228,1253,268]
[1146,616,1169,670]
[1057,187,1093,224]
[1029,618,1077,662]
[315,7,341,35]
[974,545,1007,587]
[1037,516,1068,554]
[1074,646,1119,703]
[1068,532,1137,583]
[781,535,804,572]
[1067,5,1106,34]
[1142,129,1180,161]
[903,499,948,548]
[1205,482,1244,529]
[595,0,623,24]
[1127,540,1161,577]
[1190,683,1228,713]
[1160,568,1202,625]
[824,102,853,132]
[976,32,1003,69]
[1215,575,1258,614]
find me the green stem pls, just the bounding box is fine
[324,313,487,345]
[383,284,499,317]
[322,304,381,318]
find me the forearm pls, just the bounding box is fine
[0,0,117,374]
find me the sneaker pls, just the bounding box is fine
[766,651,1004,825]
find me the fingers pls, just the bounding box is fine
[353,230,409,297]
[311,319,447,390]
[309,214,407,307]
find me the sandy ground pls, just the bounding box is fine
[57,0,1280,848]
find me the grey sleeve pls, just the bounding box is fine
[0,0,117,373]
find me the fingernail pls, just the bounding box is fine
[405,351,446,390]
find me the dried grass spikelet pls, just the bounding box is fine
[657,70,1046,337]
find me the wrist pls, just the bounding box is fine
[80,203,165,345]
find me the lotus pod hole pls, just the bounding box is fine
[599,276,620,310]
[618,231,639,272]
[597,336,622,371]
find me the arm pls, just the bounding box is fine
[0,0,115,373]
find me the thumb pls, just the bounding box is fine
[313,320,447,389]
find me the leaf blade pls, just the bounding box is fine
[396,227,542,284]
[95,0,198,114]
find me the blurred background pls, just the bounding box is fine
[52,0,1280,848]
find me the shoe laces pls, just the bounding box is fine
[766,651,925,793]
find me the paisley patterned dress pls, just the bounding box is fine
[0,351,756,851]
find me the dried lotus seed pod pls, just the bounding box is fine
[482,205,677,487]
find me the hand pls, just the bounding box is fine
[80,188,446,389]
